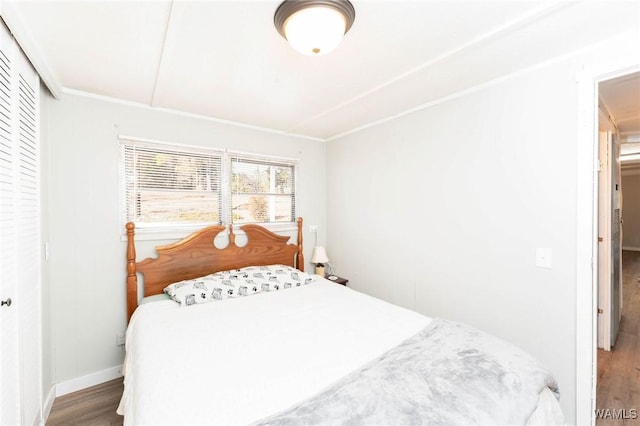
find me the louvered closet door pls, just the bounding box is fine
[0,21,41,425]
[0,22,21,426]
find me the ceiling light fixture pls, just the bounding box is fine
[274,0,355,56]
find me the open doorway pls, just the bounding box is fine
[595,70,640,420]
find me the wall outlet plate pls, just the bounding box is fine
[116,331,125,346]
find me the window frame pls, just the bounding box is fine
[119,136,299,240]
[228,152,297,226]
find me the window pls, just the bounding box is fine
[120,138,297,232]
[230,154,296,224]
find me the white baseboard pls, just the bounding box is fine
[623,246,640,252]
[55,365,123,397]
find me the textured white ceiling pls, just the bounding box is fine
[4,0,640,140]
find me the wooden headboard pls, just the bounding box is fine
[126,217,304,321]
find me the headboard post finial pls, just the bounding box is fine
[297,217,304,272]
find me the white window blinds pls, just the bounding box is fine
[121,140,223,228]
[120,138,297,231]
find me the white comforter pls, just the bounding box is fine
[118,279,429,425]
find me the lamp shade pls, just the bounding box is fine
[274,0,355,56]
[310,246,329,264]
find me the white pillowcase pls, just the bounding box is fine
[163,265,315,306]
[163,276,238,306]
[244,265,315,291]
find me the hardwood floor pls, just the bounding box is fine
[45,253,640,425]
[596,250,640,425]
[46,378,123,426]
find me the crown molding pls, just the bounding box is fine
[0,2,63,98]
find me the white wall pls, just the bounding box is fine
[325,34,639,425]
[41,93,325,389]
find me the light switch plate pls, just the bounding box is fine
[536,248,553,269]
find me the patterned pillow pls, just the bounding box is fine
[238,265,316,291]
[163,277,222,306]
[163,265,315,306]
[204,271,249,299]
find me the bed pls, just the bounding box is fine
[118,217,564,425]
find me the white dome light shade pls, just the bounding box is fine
[274,0,355,56]
[284,7,346,56]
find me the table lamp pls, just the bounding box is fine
[311,246,329,276]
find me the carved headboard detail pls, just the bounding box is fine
[126,217,304,321]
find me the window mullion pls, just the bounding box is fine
[221,152,232,225]
[269,166,276,222]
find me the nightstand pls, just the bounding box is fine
[325,274,348,286]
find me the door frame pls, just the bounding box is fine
[576,60,640,425]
